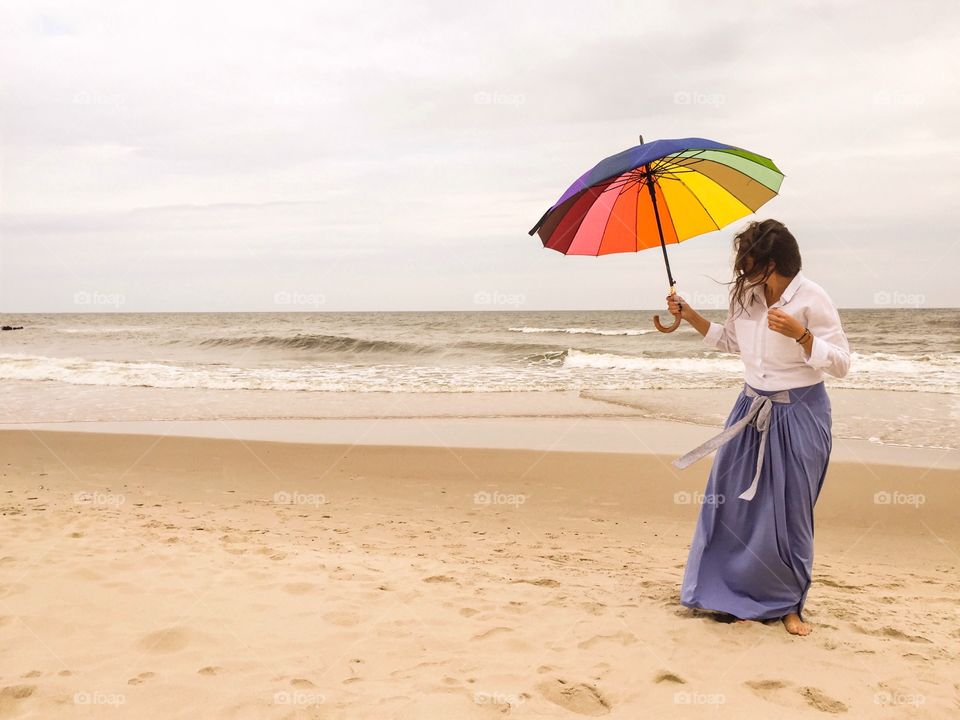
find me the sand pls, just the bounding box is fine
[1,428,958,718]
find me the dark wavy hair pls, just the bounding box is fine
[729,219,802,314]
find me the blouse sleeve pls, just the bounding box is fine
[802,291,851,378]
[703,313,739,354]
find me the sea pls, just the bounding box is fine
[1,309,958,449]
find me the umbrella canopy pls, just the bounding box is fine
[528,136,784,331]
[529,137,783,259]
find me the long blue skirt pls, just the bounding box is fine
[680,381,832,620]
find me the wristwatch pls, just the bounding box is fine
[795,327,811,344]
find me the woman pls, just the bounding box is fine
[667,219,850,636]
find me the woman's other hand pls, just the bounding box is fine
[767,308,804,339]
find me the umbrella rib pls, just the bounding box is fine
[670,175,723,236]
[603,173,642,195]
[650,150,707,175]
[592,154,710,195]
[634,168,642,252]
[704,172,776,212]
[616,178,639,196]
[657,152,783,192]
[657,157,783,207]
[657,167,699,176]
[679,159,781,209]
[592,173,648,256]
[653,157,702,175]
[594,186,622,257]
[607,175,637,192]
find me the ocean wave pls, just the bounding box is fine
[57,326,158,334]
[0,353,569,393]
[562,349,744,374]
[1,349,956,395]
[509,326,654,336]
[197,333,433,355]
[453,340,567,356]
[560,348,960,393]
[849,351,959,365]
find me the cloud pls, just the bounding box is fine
[1,0,958,310]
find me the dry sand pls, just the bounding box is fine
[1,429,958,718]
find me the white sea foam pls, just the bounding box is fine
[561,349,743,374]
[1,349,955,394]
[508,326,654,336]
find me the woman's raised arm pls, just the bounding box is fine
[668,293,740,354]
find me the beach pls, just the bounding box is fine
[2,423,958,719]
[1,311,957,718]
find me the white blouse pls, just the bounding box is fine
[700,272,851,392]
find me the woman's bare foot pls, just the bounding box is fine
[782,613,812,636]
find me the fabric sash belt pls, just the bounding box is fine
[672,385,791,501]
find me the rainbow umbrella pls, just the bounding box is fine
[528,136,784,332]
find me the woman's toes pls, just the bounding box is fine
[782,613,812,636]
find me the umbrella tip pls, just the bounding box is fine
[639,134,644,144]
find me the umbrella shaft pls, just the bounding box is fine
[645,167,676,287]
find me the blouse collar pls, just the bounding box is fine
[749,271,804,310]
[777,271,805,306]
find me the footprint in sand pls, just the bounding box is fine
[322,611,362,626]
[135,627,193,654]
[745,679,847,713]
[745,679,790,701]
[505,600,533,614]
[1,685,35,700]
[578,631,637,650]
[512,578,561,588]
[581,601,607,616]
[653,670,686,684]
[799,686,848,713]
[127,671,156,685]
[388,660,445,680]
[283,582,315,595]
[471,627,513,641]
[851,624,932,644]
[818,577,860,591]
[198,666,224,676]
[537,678,611,716]
[0,685,35,715]
[423,575,457,584]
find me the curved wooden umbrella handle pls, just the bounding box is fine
[652,312,681,333]
[652,285,682,333]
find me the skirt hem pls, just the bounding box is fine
[680,598,803,622]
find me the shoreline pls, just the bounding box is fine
[3,380,958,457]
[3,414,958,469]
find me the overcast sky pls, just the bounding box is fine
[1,0,957,312]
